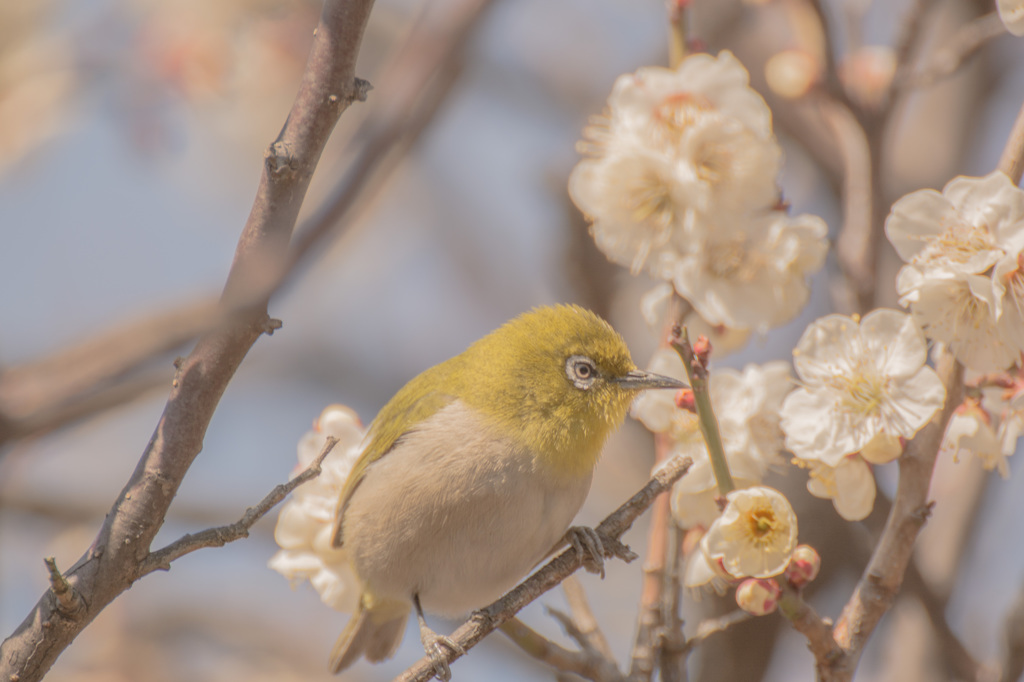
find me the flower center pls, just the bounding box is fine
[743,504,780,548]
[652,92,715,142]
[625,169,677,231]
[828,368,887,416]
[917,217,998,267]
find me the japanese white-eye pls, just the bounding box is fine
[329,304,685,678]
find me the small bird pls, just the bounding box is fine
[329,305,685,678]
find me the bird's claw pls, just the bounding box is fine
[420,628,465,681]
[567,526,606,578]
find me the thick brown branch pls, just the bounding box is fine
[394,455,694,682]
[138,437,337,575]
[0,2,376,680]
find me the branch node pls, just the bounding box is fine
[261,317,283,336]
[265,141,297,177]
[353,77,373,101]
[44,558,84,618]
[913,500,936,523]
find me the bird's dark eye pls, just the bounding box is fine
[566,355,598,390]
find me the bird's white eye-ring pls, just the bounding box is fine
[566,355,598,390]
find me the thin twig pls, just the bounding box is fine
[0,2,376,680]
[657,523,686,682]
[139,437,337,574]
[684,610,754,651]
[43,558,84,618]
[563,576,616,662]
[820,95,874,314]
[394,455,694,682]
[500,617,624,682]
[896,12,1005,92]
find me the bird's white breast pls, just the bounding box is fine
[341,400,593,616]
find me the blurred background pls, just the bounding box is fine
[1,0,1023,680]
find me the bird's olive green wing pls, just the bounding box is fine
[331,362,458,548]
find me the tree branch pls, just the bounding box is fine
[394,455,694,682]
[0,2,376,679]
[138,437,337,575]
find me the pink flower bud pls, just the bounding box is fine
[675,389,696,412]
[693,335,712,366]
[785,544,821,587]
[736,578,781,615]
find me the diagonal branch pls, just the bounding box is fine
[394,455,694,682]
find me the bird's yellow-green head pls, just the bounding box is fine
[447,304,685,477]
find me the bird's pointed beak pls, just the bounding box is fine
[614,369,688,391]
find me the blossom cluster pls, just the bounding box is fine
[885,171,1024,372]
[268,405,366,612]
[569,51,828,336]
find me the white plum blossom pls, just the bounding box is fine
[632,348,791,528]
[269,405,366,612]
[670,209,828,331]
[802,455,877,521]
[885,171,1024,371]
[781,309,946,466]
[701,486,798,579]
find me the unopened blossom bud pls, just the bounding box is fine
[765,49,819,99]
[736,578,781,615]
[785,544,821,587]
[675,388,697,412]
[693,335,712,366]
[839,46,896,110]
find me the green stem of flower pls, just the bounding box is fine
[670,328,735,496]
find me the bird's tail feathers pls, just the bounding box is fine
[329,594,409,673]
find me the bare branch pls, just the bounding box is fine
[563,576,616,662]
[820,96,875,314]
[896,12,1005,92]
[138,437,337,575]
[0,1,376,678]
[394,455,694,682]
[685,610,753,650]
[500,617,621,682]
